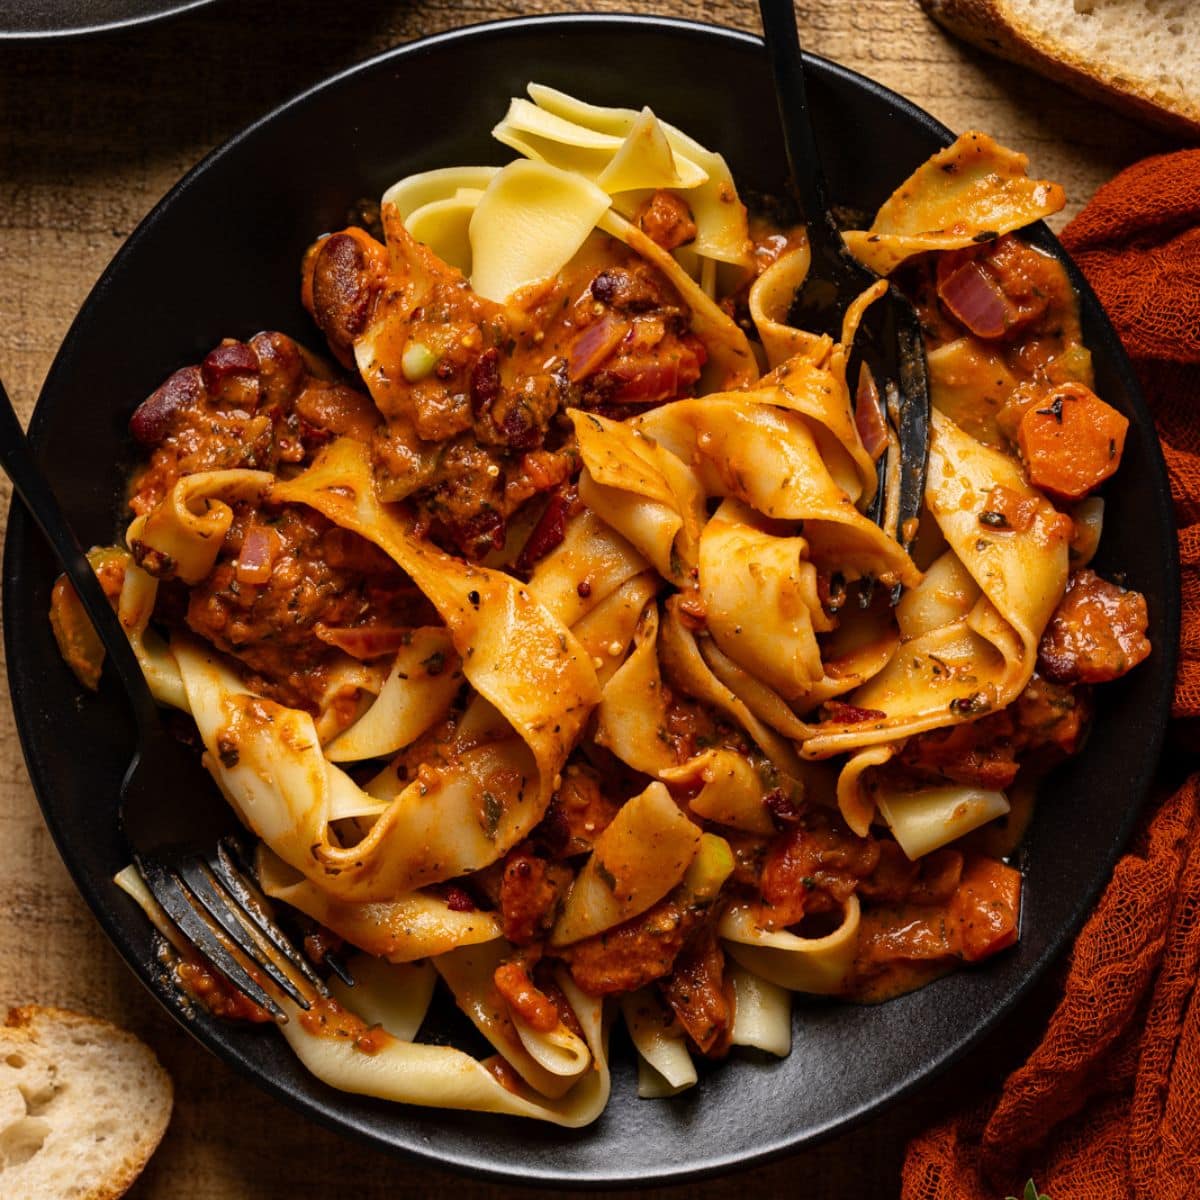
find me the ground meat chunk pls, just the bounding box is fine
[858,844,963,906]
[183,505,412,707]
[658,928,731,1056]
[636,190,698,251]
[1014,673,1092,757]
[493,960,560,1032]
[535,765,620,858]
[127,332,379,516]
[757,819,880,930]
[562,893,707,996]
[1038,568,1151,684]
[897,712,1020,790]
[498,843,573,946]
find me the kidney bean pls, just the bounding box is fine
[129,366,202,445]
[201,341,262,410]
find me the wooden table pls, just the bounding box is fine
[0,2,1181,1195]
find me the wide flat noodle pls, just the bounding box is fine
[570,409,703,583]
[699,498,824,704]
[720,896,861,994]
[279,954,611,1126]
[633,397,920,587]
[168,438,600,901]
[323,627,459,763]
[843,132,1066,275]
[523,83,753,268]
[257,847,502,962]
[620,989,697,1098]
[469,159,612,301]
[551,781,702,946]
[801,410,1068,757]
[127,469,274,584]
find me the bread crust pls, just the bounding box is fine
[921,0,1200,138]
[1,1005,173,1200]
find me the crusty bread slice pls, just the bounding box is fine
[0,1006,172,1200]
[921,0,1200,137]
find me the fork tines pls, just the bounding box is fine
[135,839,333,1022]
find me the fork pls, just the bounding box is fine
[0,374,346,1021]
[758,0,931,580]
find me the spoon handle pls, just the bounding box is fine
[0,378,159,728]
[758,0,832,228]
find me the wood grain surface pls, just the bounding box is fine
[0,2,1183,1196]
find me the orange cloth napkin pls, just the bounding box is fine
[901,151,1200,1199]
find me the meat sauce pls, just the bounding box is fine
[303,209,707,560]
[81,186,1148,1049]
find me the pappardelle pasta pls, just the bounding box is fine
[50,84,1151,1124]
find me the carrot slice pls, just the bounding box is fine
[1017,382,1128,500]
[947,855,1022,963]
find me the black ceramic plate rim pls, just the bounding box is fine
[0,0,216,39]
[2,13,1180,1187]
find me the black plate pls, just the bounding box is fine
[1,14,1179,1187]
[0,0,215,39]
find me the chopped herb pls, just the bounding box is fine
[949,692,991,716]
[420,649,446,676]
[1035,395,1064,423]
[595,859,618,892]
[481,790,503,839]
[801,876,817,890]
[979,511,1010,529]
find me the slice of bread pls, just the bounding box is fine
[921,0,1200,137]
[0,1007,173,1200]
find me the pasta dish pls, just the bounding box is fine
[49,85,1151,1123]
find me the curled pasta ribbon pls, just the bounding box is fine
[633,396,921,588]
[551,781,702,947]
[699,498,825,705]
[593,602,676,776]
[160,439,598,902]
[121,867,608,1123]
[127,469,273,584]
[620,989,697,1098]
[322,628,459,763]
[256,846,502,963]
[468,159,613,302]
[593,603,792,834]
[719,896,862,995]
[836,743,898,838]
[493,97,709,193]
[727,964,792,1057]
[382,165,500,275]
[749,252,886,505]
[284,953,610,1124]
[570,410,705,583]
[660,748,777,835]
[843,131,1066,276]
[876,784,1011,860]
[803,410,1069,758]
[434,941,591,1100]
[659,595,805,782]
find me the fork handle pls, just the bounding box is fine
[759,0,838,247]
[0,377,161,731]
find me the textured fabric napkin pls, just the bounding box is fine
[902,150,1200,1200]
